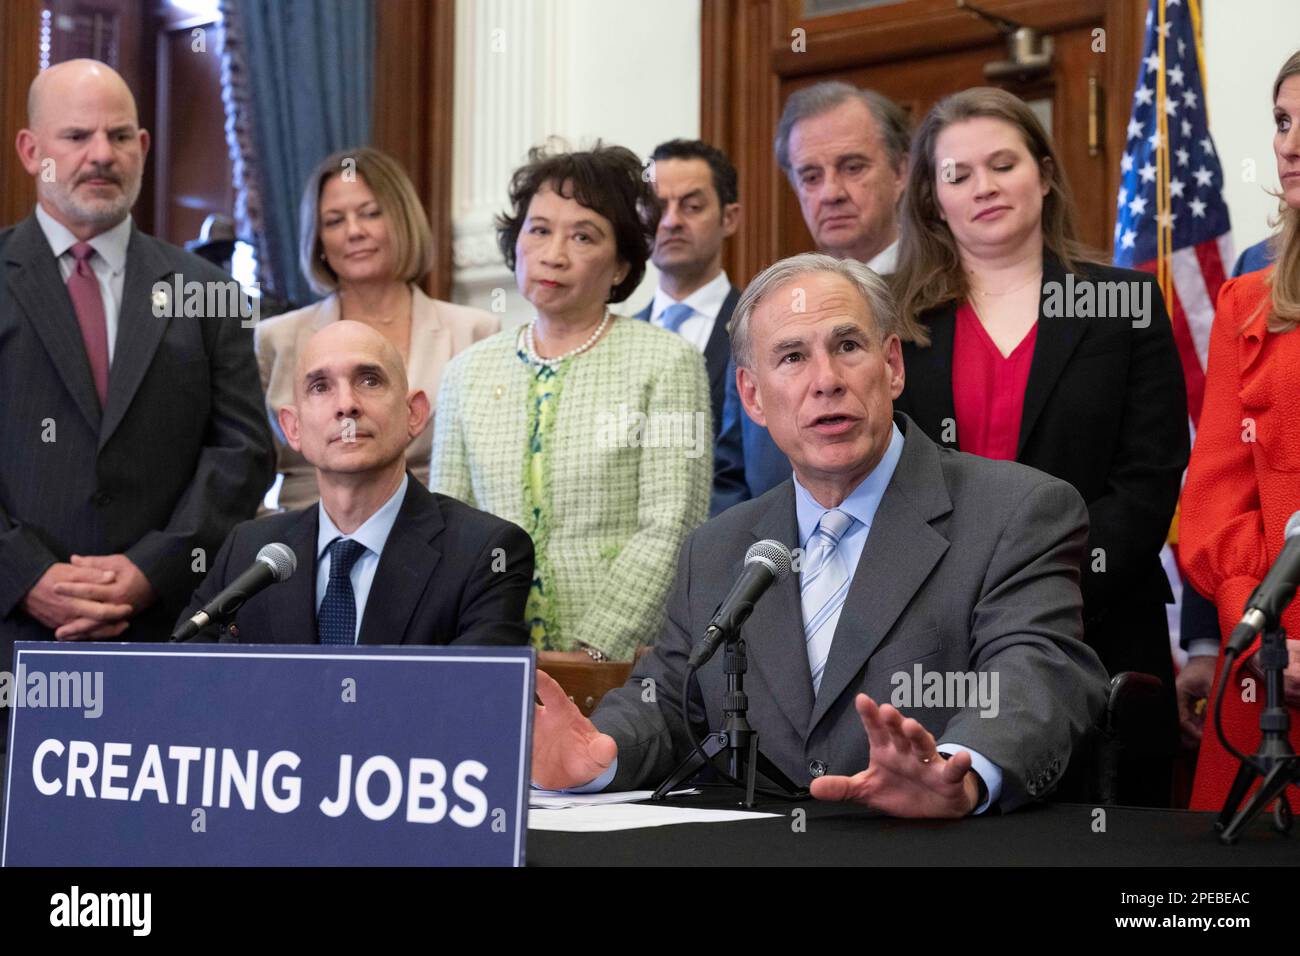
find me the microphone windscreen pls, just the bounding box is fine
[256,542,297,581]
[745,539,792,580]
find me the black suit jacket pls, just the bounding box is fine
[177,476,534,646]
[895,250,1189,684]
[634,284,739,439]
[0,215,274,666]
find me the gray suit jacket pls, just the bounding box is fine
[0,215,274,672]
[591,412,1109,811]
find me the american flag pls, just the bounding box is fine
[1112,0,1232,425]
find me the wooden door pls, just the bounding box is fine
[703,0,1148,286]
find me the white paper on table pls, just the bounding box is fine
[527,802,780,832]
[528,788,698,810]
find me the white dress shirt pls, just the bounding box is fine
[648,270,733,353]
[865,239,899,276]
[35,205,132,364]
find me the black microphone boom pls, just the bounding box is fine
[687,539,792,671]
[1227,511,1300,656]
[170,543,297,641]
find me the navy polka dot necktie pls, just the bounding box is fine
[318,537,368,645]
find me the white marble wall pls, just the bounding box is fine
[1204,0,1300,254]
[451,0,701,322]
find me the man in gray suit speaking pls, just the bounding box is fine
[532,253,1108,816]
[0,62,272,697]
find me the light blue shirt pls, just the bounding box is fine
[648,269,732,353]
[35,205,132,364]
[793,423,1000,814]
[314,474,408,644]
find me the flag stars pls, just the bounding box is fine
[1139,162,1158,183]
[1121,153,1135,173]
[1181,119,1193,138]
[1175,146,1190,166]
[1121,229,1137,250]
[1168,64,1185,87]
[1145,52,1160,73]
[1148,128,1164,150]
[1117,186,1129,208]
[1128,118,1145,140]
[1128,195,1149,217]
[1200,136,1215,155]
[1188,197,1207,217]
[1156,210,1177,229]
[1193,165,1215,187]
[1135,84,1154,106]
[1182,89,1198,109]
[1165,97,1179,117]
[1170,177,1186,198]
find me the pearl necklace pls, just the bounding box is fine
[523,312,612,368]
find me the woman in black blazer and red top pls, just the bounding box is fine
[891,89,1189,759]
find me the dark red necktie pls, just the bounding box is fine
[66,241,110,406]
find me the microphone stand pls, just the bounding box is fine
[1216,625,1299,843]
[651,632,806,809]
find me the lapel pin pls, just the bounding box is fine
[494,385,505,400]
[151,287,169,312]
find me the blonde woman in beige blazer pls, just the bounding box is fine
[257,147,498,511]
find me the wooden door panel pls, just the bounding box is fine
[703,0,1145,287]
[777,24,1109,260]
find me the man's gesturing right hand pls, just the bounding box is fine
[532,669,618,790]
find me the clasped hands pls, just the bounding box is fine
[22,554,156,640]
[532,669,981,817]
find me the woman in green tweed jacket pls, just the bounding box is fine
[430,144,712,662]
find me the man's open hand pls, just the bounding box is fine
[532,669,618,790]
[810,694,981,818]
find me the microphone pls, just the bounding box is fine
[688,539,792,670]
[171,543,297,641]
[1227,511,1300,656]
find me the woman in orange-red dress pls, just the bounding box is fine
[1180,50,1300,812]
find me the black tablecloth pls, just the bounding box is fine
[526,787,1299,866]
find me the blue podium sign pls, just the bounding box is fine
[2,642,534,866]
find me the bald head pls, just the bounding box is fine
[295,320,410,400]
[17,59,148,240]
[27,59,137,130]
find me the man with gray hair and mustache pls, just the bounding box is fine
[714,82,912,514]
[0,60,273,757]
[532,253,1107,817]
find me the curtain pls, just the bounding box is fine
[218,0,375,306]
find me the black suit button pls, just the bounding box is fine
[93,492,112,506]
[808,759,827,777]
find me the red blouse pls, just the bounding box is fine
[951,301,1038,461]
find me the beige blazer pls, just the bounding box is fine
[256,284,499,511]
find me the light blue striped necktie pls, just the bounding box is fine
[659,302,694,334]
[800,509,856,695]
